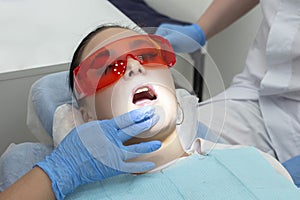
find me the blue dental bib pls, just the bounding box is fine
[66,147,300,200]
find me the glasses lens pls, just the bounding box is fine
[98,59,127,89]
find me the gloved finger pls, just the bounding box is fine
[159,23,180,30]
[155,24,174,37]
[111,106,155,129]
[155,26,169,37]
[122,161,156,173]
[163,33,187,53]
[118,114,160,142]
[162,33,178,46]
[166,33,200,53]
[125,140,161,154]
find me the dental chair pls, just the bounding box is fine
[23,71,300,199]
[26,71,300,200]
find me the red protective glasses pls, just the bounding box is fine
[73,34,176,98]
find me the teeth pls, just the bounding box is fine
[135,87,149,94]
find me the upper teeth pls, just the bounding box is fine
[136,87,149,94]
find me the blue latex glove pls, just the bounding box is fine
[36,106,161,200]
[282,155,300,187]
[155,23,206,53]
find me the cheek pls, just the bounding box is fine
[145,67,175,89]
[94,88,115,120]
[154,89,178,126]
[109,85,132,117]
[95,83,131,119]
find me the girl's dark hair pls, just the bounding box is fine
[68,26,119,91]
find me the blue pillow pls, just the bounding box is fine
[30,71,73,137]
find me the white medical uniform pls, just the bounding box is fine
[198,0,300,162]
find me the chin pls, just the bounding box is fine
[128,84,178,140]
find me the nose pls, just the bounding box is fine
[124,57,146,79]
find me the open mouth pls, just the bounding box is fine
[132,86,157,105]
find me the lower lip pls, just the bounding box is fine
[134,99,157,106]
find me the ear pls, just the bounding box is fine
[80,106,96,122]
[176,102,184,125]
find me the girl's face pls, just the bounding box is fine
[79,27,178,141]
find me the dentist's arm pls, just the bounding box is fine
[197,0,259,39]
[155,0,259,52]
[0,106,161,200]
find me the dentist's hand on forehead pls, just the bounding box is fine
[36,106,161,200]
[155,23,206,53]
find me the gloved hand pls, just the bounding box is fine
[282,155,300,187]
[36,106,161,200]
[155,23,206,53]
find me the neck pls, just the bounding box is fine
[126,129,188,171]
